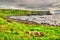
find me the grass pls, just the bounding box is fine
[0,9,47,16]
[0,9,60,40]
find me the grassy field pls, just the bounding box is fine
[0,9,60,40]
[0,9,48,16]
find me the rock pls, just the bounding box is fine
[7,15,60,26]
[29,31,44,37]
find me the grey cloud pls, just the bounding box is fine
[0,0,60,10]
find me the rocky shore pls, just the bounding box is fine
[7,15,60,26]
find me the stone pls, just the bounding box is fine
[29,31,44,37]
[7,15,60,26]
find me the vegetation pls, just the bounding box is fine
[0,9,48,16]
[0,9,60,40]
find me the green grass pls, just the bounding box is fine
[0,9,46,16]
[0,9,60,40]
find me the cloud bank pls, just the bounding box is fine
[0,0,60,10]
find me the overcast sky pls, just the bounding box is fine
[0,0,60,10]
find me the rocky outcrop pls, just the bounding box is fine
[7,15,60,26]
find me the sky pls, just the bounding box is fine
[0,0,60,10]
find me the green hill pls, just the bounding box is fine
[0,9,60,40]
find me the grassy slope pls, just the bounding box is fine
[0,9,46,16]
[0,9,60,40]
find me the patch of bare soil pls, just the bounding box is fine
[25,31,44,37]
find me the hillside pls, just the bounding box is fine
[0,9,60,40]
